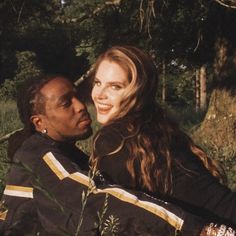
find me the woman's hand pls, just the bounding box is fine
[200,223,235,236]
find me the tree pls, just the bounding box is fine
[0,51,41,100]
[193,36,236,163]
[0,0,64,83]
[192,14,236,189]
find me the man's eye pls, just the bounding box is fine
[61,101,71,107]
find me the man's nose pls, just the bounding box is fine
[72,97,86,112]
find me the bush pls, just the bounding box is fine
[0,100,23,193]
[0,51,42,100]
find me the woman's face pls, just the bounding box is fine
[91,60,129,124]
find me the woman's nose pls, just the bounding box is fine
[94,86,107,99]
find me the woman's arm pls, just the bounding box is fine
[171,150,236,226]
[94,126,236,227]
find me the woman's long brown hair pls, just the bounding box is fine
[90,45,225,195]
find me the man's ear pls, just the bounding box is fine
[30,115,45,132]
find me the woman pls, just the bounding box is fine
[90,45,236,227]
[3,74,229,236]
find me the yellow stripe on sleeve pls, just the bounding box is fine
[43,152,70,180]
[3,185,33,198]
[69,172,95,187]
[68,171,183,231]
[98,187,183,231]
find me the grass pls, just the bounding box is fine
[0,100,22,136]
[0,100,23,193]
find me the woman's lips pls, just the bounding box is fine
[96,103,112,114]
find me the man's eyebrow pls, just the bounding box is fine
[57,89,77,103]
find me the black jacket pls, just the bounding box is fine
[94,122,236,228]
[0,132,207,235]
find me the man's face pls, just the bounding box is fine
[39,77,92,141]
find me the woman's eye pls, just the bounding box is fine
[111,84,122,90]
[94,80,101,87]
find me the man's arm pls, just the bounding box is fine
[2,149,234,235]
[32,150,208,235]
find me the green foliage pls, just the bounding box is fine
[59,0,149,65]
[13,51,42,96]
[163,70,196,107]
[14,51,41,80]
[0,0,61,29]
[0,100,22,192]
[58,0,107,64]
[0,101,22,137]
[0,79,16,101]
[0,51,42,100]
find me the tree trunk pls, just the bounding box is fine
[192,38,236,189]
[199,65,207,111]
[193,88,236,159]
[195,68,200,112]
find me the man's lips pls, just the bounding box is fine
[78,118,91,128]
[77,113,92,128]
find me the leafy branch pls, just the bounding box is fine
[214,0,236,9]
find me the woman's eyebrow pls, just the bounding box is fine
[109,81,125,84]
[107,81,126,86]
[94,77,100,81]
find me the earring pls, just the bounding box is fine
[42,129,47,134]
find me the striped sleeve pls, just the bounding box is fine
[3,185,33,199]
[43,151,184,231]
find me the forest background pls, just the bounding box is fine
[0,0,235,195]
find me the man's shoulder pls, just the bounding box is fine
[13,133,59,162]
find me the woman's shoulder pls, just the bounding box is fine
[100,120,127,133]
[97,121,128,141]
[94,122,125,156]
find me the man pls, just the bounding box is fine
[0,74,233,235]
